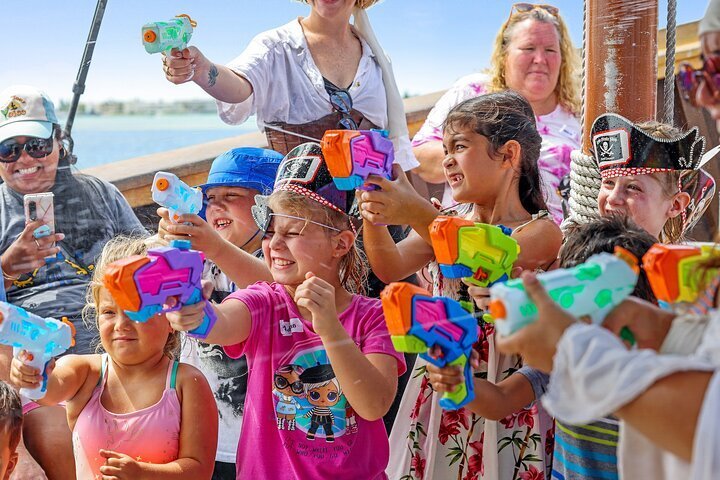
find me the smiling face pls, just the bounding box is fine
[97,288,173,364]
[597,175,678,239]
[504,19,561,112]
[0,134,60,194]
[205,186,260,250]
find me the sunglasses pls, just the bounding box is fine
[0,136,54,163]
[274,374,304,394]
[329,89,359,130]
[510,3,559,18]
[678,56,720,106]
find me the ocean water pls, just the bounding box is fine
[62,114,256,169]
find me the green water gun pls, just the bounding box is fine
[142,14,197,54]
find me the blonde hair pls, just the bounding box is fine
[488,7,581,115]
[268,190,368,294]
[83,235,182,358]
[297,0,380,9]
[635,121,697,244]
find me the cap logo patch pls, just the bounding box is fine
[593,128,631,168]
[1,96,26,120]
[275,154,322,188]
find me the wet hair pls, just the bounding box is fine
[0,381,22,452]
[488,6,581,115]
[635,120,698,244]
[267,190,368,295]
[560,215,657,303]
[82,235,181,358]
[443,91,547,215]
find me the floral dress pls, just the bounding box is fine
[387,214,555,480]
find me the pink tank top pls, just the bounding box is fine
[72,354,182,479]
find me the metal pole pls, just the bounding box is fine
[63,0,109,157]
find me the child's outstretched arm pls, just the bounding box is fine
[166,291,253,347]
[10,353,98,407]
[295,274,399,420]
[158,208,272,288]
[98,364,218,480]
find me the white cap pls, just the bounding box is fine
[0,85,58,143]
[700,0,720,36]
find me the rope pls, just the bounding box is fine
[663,0,677,125]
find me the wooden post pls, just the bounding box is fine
[583,0,659,153]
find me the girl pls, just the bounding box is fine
[360,91,562,479]
[9,236,217,480]
[166,142,405,479]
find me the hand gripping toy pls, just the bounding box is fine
[102,240,216,339]
[142,14,197,54]
[151,171,203,223]
[0,302,75,400]
[381,282,478,410]
[321,129,394,190]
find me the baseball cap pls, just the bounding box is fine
[0,85,58,144]
[199,147,283,195]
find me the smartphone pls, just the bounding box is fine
[24,192,55,234]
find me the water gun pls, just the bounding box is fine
[643,243,720,309]
[142,14,197,54]
[488,249,639,339]
[0,302,75,400]
[102,240,216,339]
[430,216,520,287]
[321,129,394,190]
[381,282,478,410]
[152,171,203,223]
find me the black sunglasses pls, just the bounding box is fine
[0,136,55,163]
[329,89,359,130]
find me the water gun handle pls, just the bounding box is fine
[14,347,49,400]
[185,289,217,339]
[419,351,474,410]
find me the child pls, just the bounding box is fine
[429,215,659,480]
[360,91,562,479]
[9,236,217,480]
[0,381,21,479]
[591,114,715,243]
[166,143,405,479]
[158,147,281,478]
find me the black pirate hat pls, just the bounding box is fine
[590,113,706,178]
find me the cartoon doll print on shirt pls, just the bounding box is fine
[273,364,305,431]
[300,364,341,443]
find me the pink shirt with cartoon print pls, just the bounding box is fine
[223,281,406,480]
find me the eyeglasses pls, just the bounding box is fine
[678,56,720,106]
[0,136,54,163]
[274,374,304,394]
[510,3,559,18]
[329,89,359,130]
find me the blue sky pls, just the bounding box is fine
[1,0,707,103]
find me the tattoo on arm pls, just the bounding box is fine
[208,65,219,87]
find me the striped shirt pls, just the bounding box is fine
[552,417,619,480]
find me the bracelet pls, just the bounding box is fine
[1,271,19,282]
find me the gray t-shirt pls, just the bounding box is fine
[0,171,145,353]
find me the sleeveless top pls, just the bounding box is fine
[72,354,182,479]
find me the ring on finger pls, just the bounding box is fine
[34,238,41,249]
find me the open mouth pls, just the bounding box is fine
[447,173,464,186]
[214,218,233,230]
[272,257,295,269]
[15,166,42,176]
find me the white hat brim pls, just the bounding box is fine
[0,120,54,144]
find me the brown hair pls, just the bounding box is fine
[297,0,380,9]
[268,190,368,294]
[488,6,581,115]
[83,235,181,358]
[0,381,22,452]
[635,121,697,244]
[443,90,547,215]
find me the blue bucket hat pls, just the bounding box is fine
[199,147,283,195]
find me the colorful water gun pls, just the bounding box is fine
[142,14,197,54]
[152,171,203,223]
[430,216,520,287]
[643,243,720,309]
[488,249,639,339]
[0,302,75,400]
[381,282,478,410]
[321,129,394,190]
[102,240,216,339]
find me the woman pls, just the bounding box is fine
[413,3,581,224]
[163,0,417,170]
[0,85,144,479]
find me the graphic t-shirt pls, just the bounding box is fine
[223,282,406,479]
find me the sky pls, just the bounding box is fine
[0,0,708,104]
